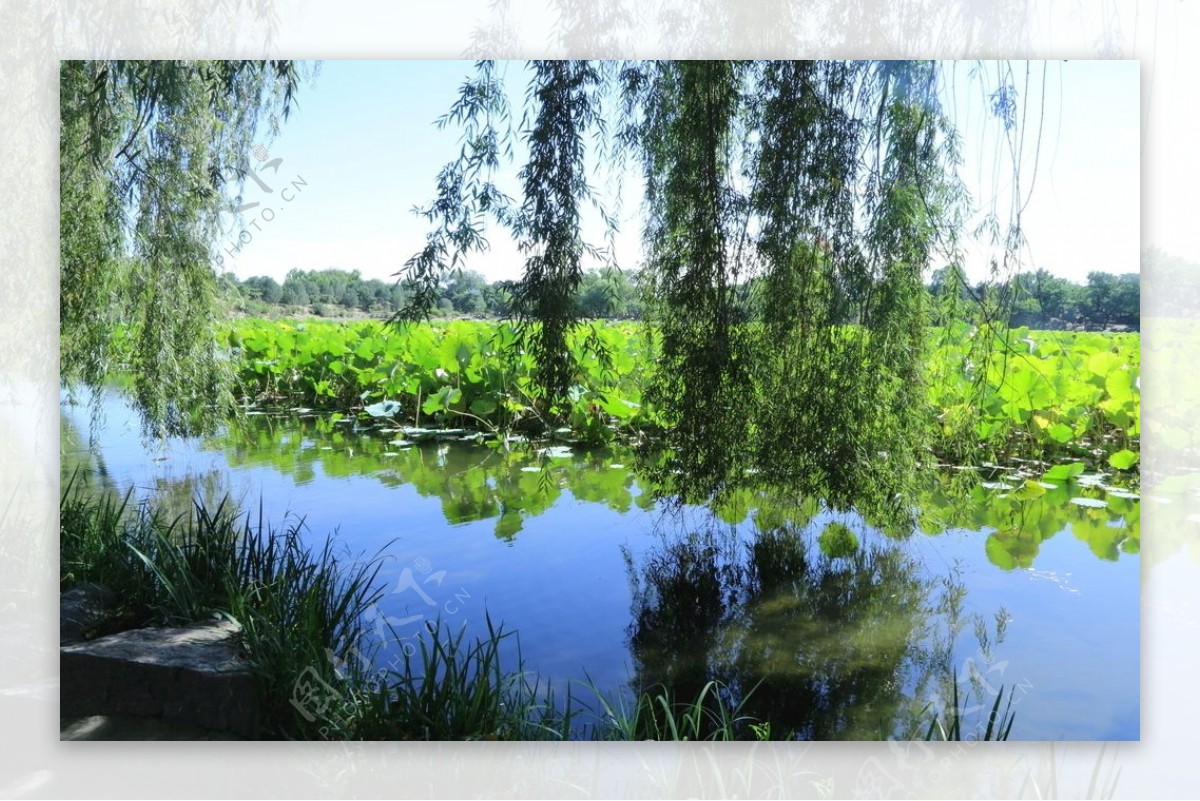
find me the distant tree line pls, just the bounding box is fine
[223,266,646,319]
[226,265,1137,330]
[929,267,1140,331]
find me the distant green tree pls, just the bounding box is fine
[485,280,516,316]
[280,281,309,307]
[243,275,283,304]
[576,266,641,318]
[577,270,614,317]
[443,269,489,313]
[1083,271,1118,327]
[1107,273,1140,328]
[388,282,407,311]
[461,293,487,315]
[1024,269,1076,323]
[362,279,391,311]
[339,285,361,310]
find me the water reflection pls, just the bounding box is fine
[209,412,656,541]
[59,395,1141,739]
[62,406,236,523]
[917,469,1141,567]
[203,411,1139,568]
[624,516,964,739]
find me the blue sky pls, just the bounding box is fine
[220,60,1139,287]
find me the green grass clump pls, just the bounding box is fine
[349,616,570,741]
[60,473,386,739]
[917,670,1017,742]
[587,679,760,741]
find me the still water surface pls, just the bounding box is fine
[61,391,1139,739]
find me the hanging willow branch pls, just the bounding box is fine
[392,59,612,412]
[60,60,304,438]
[401,59,1028,517]
[508,59,606,405]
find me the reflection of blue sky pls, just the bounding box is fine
[923,525,1139,739]
[61,390,1139,739]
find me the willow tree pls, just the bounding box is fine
[401,60,984,513]
[60,60,302,436]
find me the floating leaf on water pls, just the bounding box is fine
[1070,497,1108,508]
[981,481,1013,490]
[1106,489,1139,500]
[364,400,403,418]
[544,446,574,458]
[1042,462,1086,482]
[1037,482,1058,489]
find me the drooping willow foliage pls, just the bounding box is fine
[395,60,617,405]
[401,59,980,515]
[60,60,303,437]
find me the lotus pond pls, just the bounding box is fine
[61,387,1139,740]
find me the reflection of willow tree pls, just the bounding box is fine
[61,406,115,491]
[624,519,963,739]
[61,405,235,522]
[211,412,1139,569]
